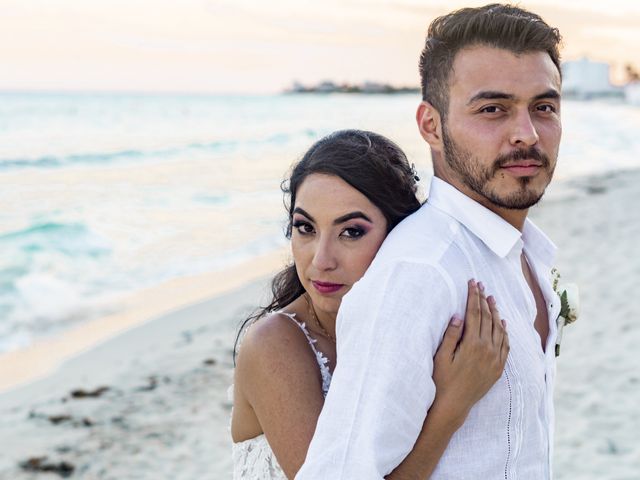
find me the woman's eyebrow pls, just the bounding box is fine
[333,211,372,225]
[293,207,314,222]
[293,208,373,225]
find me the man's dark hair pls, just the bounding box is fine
[419,3,562,119]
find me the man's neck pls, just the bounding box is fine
[434,173,528,231]
[480,199,528,231]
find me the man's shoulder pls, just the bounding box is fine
[338,204,472,334]
[374,202,461,267]
[346,203,466,300]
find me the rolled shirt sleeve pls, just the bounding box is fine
[296,261,457,479]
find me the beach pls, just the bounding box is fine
[0,258,287,479]
[0,167,638,479]
[2,93,640,479]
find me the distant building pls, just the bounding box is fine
[289,81,306,93]
[361,82,387,93]
[315,81,338,93]
[625,82,640,105]
[562,57,621,99]
[283,80,419,95]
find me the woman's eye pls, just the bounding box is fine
[292,221,314,235]
[341,226,366,239]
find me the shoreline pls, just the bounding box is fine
[0,247,288,395]
[0,272,275,478]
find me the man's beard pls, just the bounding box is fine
[442,125,555,210]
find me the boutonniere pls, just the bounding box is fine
[551,268,579,357]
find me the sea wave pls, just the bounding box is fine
[0,130,317,171]
[0,222,112,257]
[0,221,117,352]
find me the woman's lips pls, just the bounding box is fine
[311,281,344,294]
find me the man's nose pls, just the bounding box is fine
[509,110,539,147]
[312,236,338,271]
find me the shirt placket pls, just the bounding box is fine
[538,260,559,480]
[524,247,559,480]
[508,242,550,478]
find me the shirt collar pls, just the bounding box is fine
[426,176,556,264]
[522,217,557,268]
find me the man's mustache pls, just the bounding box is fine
[493,147,550,171]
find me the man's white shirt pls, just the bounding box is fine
[296,177,560,480]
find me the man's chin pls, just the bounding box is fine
[483,173,553,208]
[486,188,546,210]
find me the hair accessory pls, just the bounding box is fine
[410,163,420,182]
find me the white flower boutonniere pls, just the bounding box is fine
[551,268,579,357]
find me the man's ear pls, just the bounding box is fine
[416,101,444,153]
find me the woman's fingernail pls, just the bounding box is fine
[501,319,507,329]
[478,281,485,292]
[488,295,495,305]
[451,316,463,327]
[469,279,476,288]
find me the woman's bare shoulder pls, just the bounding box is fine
[232,311,325,444]
[235,311,320,387]
[238,311,305,354]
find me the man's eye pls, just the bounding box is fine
[480,105,502,114]
[537,104,556,113]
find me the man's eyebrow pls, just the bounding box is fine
[467,91,515,105]
[467,89,561,106]
[532,89,561,101]
[334,211,372,225]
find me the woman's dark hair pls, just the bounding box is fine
[233,129,421,361]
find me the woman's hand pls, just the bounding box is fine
[432,279,509,423]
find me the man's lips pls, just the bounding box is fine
[500,160,543,177]
[311,281,344,294]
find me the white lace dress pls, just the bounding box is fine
[231,313,332,480]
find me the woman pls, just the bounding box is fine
[231,130,508,479]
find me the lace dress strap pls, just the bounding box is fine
[231,312,334,479]
[275,312,332,397]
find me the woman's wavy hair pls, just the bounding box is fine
[233,129,422,361]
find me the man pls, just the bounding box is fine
[296,4,563,479]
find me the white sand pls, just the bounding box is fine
[530,171,640,479]
[0,270,276,479]
[0,171,638,479]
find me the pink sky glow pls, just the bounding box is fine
[1,0,639,93]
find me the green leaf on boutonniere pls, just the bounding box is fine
[559,290,570,320]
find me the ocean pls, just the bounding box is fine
[1,91,639,353]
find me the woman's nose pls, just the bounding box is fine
[311,236,338,271]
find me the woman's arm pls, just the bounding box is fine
[234,313,327,479]
[236,282,507,480]
[385,280,509,480]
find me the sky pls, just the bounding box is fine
[1,0,639,94]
